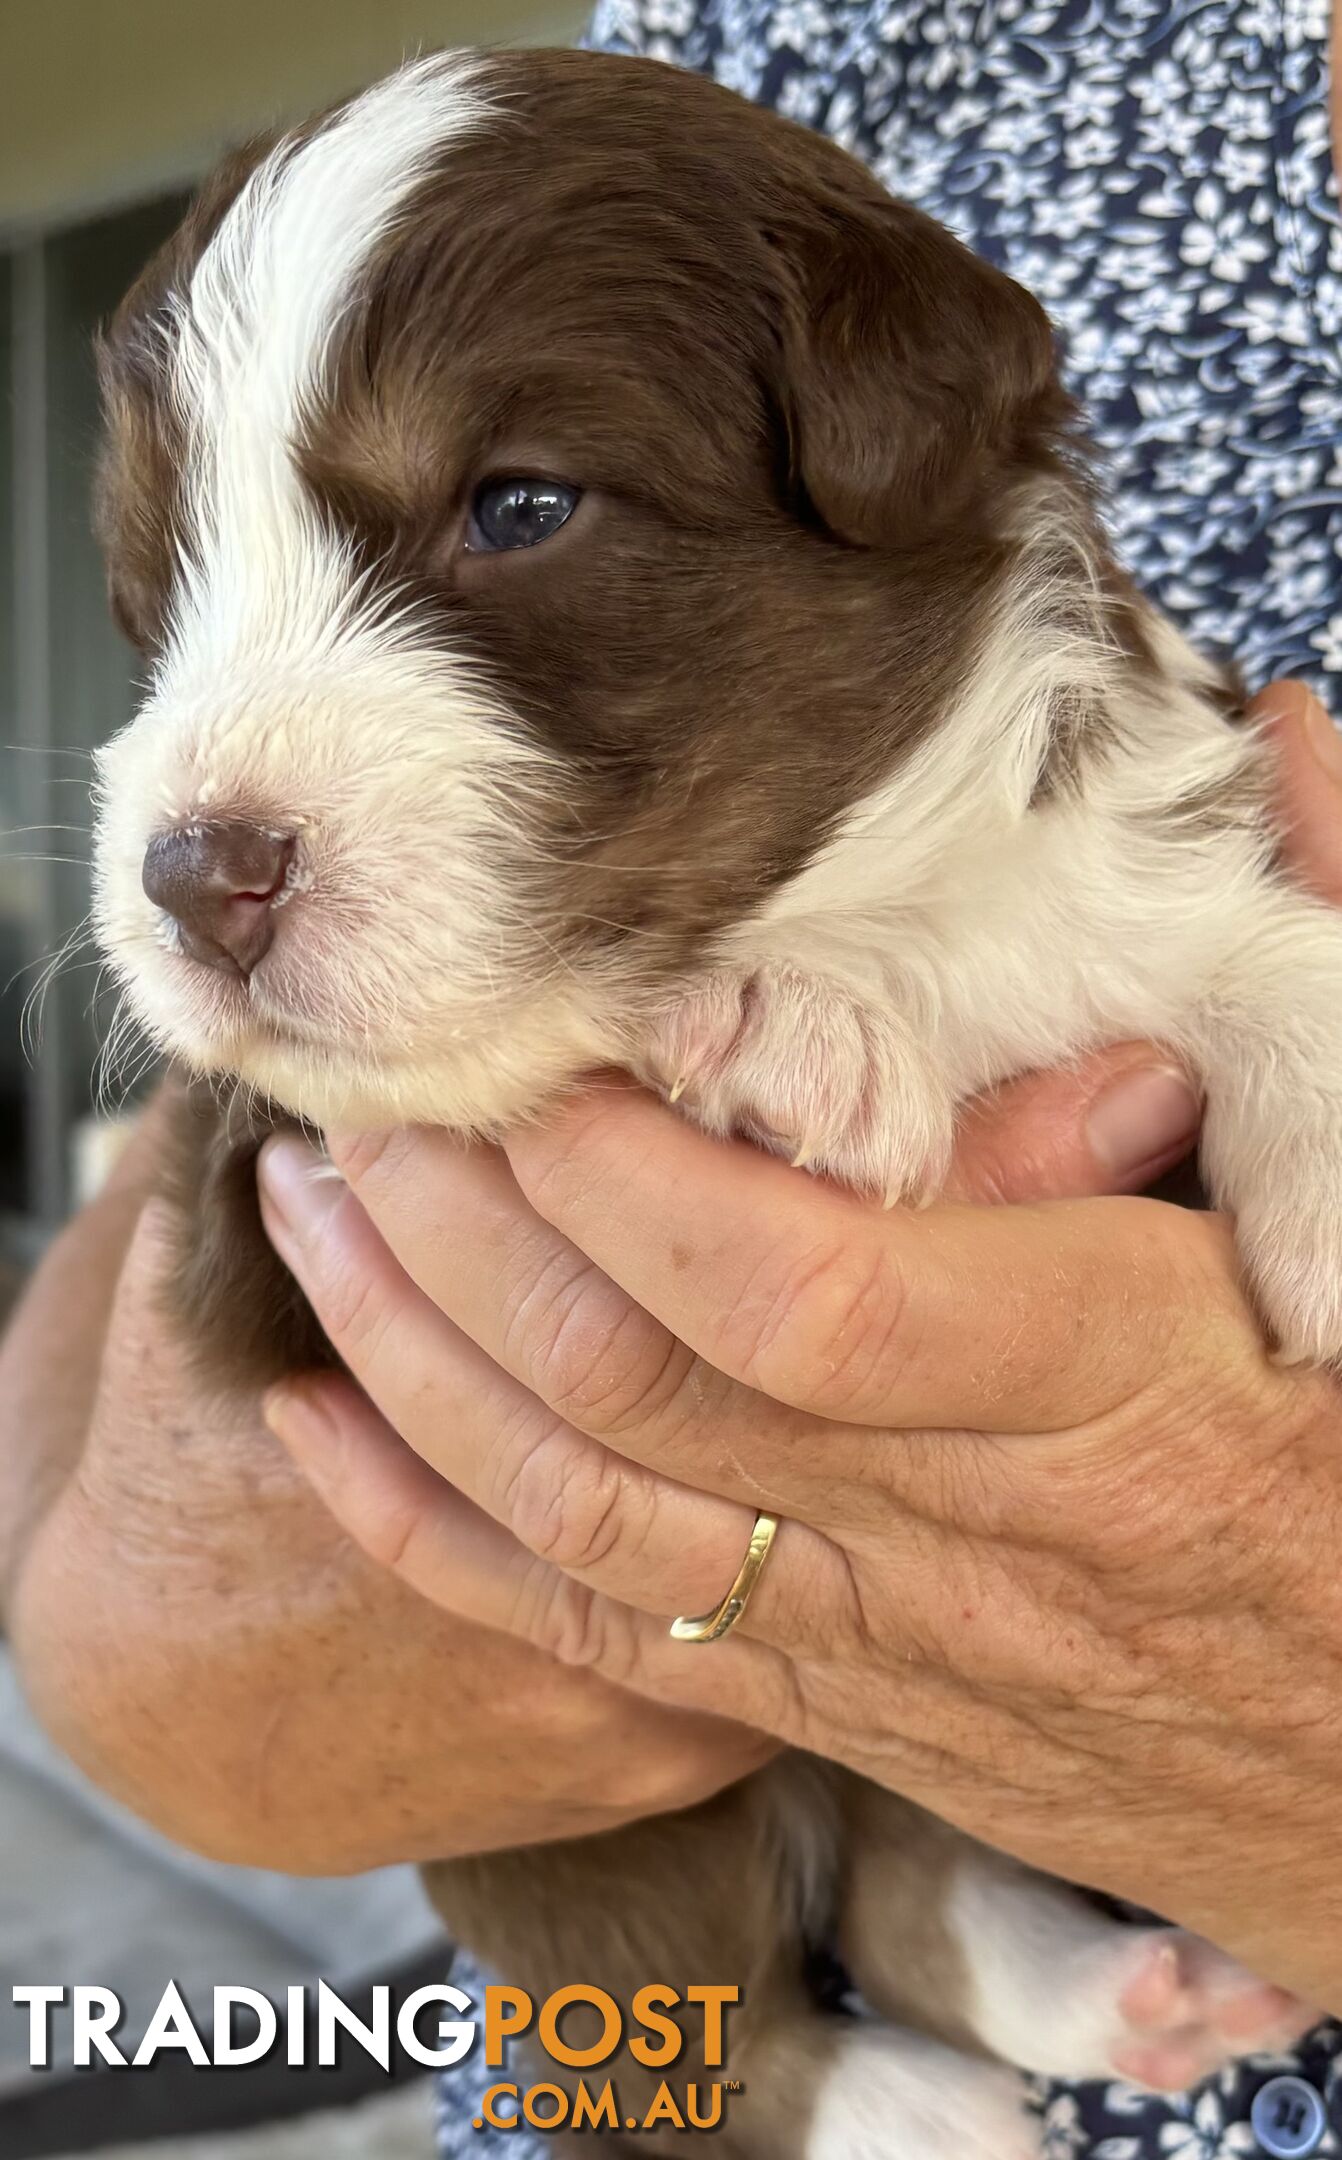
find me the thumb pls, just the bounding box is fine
[945,1042,1202,1203]
[1256,679,1342,908]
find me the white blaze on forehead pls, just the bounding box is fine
[163,52,494,678]
[93,51,614,1137]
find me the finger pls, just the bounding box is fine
[263,1369,796,1727]
[263,1377,1056,1809]
[258,1135,826,1635]
[1256,680,1342,906]
[944,1042,1200,1203]
[323,1125,926,1531]
[325,1067,1202,1517]
[504,1086,1240,1432]
[325,1127,710,1451]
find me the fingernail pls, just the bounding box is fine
[257,1134,343,1243]
[1086,1066,1202,1181]
[1302,694,1342,784]
[263,1381,338,1474]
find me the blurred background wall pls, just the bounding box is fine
[0,0,586,1272]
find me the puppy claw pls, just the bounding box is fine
[643,963,954,1201]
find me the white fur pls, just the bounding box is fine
[93,55,611,1132]
[669,507,1342,1363]
[733,520,1265,1096]
[804,2026,1036,2160]
[949,1852,1135,2080]
[166,49,495,688]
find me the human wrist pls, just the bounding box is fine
[0,1184,149,1619]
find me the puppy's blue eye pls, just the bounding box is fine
[466,478,580,552]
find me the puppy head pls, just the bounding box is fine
[93,47,1067,1133]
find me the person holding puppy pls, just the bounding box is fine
[4,3,1342,2157]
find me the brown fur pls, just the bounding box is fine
[97,51,1081,1008]
[160,1081,333,1393]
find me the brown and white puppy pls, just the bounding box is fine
[90,48,1338,2159]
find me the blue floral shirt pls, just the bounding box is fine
[588,0,1342,709]
[437,2,1342,2152]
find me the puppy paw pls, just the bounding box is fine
[1233,1186,1342,1369]
[1199,1073,1342,1367]
[639,964,953,1202]
[1087,1929,1315,2093]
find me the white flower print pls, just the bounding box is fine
[1129,55,1186,112]
[1009,243,1083,298]
[1135,101,1204,161]
[989,157,1039,208]
[1067,74,1123,124]
[1271,449,1325,497]
[776,69,822,117]
[1272,558,1333,615]
[1159,2090,1258,2158]
[1033,179,1107,234]
[1131,284,1201,334]
[1066,120,1123,166]
[764,0,835,43]
[1234,0,1283,38]
[1316,276,1342,337]
[934,90,992,134]
[1096,234,1176,290]
[1230,290,1315,346]
[1284,0,1330,39]
[1181,206,1270,281]
[1042,2094,1091,2159]
[1313,614,1342,674]
[1167,446,1236,494]
[980,103,1058,154]
[1217,87,1276,138]
[639,0,698,30]
[1214,138,1269,193]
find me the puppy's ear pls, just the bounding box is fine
[775,188,1066,547]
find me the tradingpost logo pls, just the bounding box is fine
[461,1983,742,2137]
[10,1978,743,2134]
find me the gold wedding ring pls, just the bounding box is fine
[669,1510,781,1644]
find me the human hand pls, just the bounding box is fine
[7,1199,761,1870]
[6,1019,1188,1871]
[257,683,1342,2002]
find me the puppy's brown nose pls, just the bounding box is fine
[142,821,293,978]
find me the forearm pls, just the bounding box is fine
[14,1447,715,1873]
[14,1445,551,1870]
[0,1127,415,1862]
[0,1093,171,1617]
